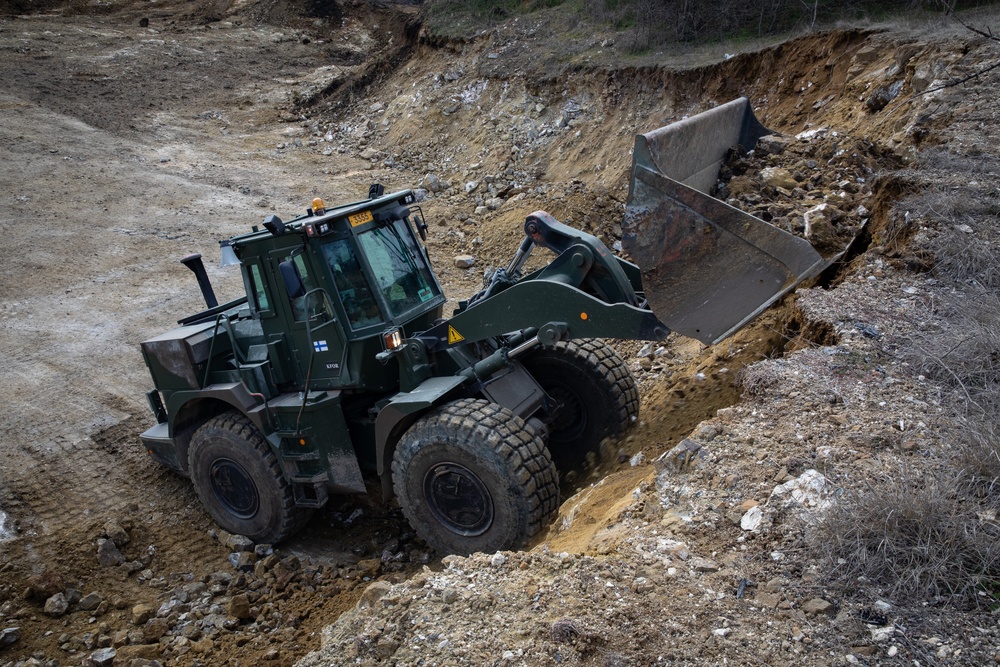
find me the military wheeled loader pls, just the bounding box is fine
[139,99,829,555]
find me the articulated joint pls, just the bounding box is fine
[536,322,568,346]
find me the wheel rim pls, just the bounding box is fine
[546,381,587,444]
[209,458,260,519]
[423,462,494,537]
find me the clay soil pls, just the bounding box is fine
[1,1,999,666]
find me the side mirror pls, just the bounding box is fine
[279,260,306,299]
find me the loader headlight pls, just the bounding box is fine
[382,327,403,352]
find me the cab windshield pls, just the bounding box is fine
[320,219,440,330]
[355,219,440,319]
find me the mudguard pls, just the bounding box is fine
[374,375,468,479]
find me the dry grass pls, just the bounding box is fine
[955,395,1000,504]
[904,293,1000,399]
[421,0,958,48]
[905,147,1000,289]
[810,462,1000,605]
[837,297,1000,602]
[929,227,1000,290]
[901,147,1000,397]
[810,144,1000,608]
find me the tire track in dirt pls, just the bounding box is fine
[0,93,271,645]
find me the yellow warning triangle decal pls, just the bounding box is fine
[447,325,465,345]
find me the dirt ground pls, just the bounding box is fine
[1,1,999,666]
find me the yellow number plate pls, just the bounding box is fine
[349,210,374,227]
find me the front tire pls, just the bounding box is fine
[188,411,311,544]
[392,399,559,555]
[521,339,639,471]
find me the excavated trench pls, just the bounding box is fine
[348,25,923,553]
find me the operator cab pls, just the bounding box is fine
[229,188,445,391]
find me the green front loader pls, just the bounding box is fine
[139,99,828,555]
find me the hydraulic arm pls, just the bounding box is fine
[417,210,669,353]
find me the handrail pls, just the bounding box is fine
[294,288,340,435]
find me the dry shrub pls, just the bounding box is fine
[810,463,1000,604]
[904,292,1000,397]
[955,392,1000,503]
[736,358,785,396]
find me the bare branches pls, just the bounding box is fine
[918,59,1000,96]
[946,1,998,43]
[919,0,1000,93]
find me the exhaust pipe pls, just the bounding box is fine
[180,253,219,309]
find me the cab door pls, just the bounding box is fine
[271,248,348,390]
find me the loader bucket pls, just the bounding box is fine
[622,98,828,346]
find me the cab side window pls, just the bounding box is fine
[246,262,271,314]
[281,253,329,322]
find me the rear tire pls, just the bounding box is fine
[522,339,639,471]
[189,411,311,544]
[392,399,559,555]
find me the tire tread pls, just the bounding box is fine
[190,411,309,544]
[392,399,559,553]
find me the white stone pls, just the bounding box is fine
[760,167,797,190]
[740,505,765,531]
[795,128,828,141]
[770,469,833,510]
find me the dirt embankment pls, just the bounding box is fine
[1,1,999,666]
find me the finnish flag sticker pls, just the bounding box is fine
[313,340,329,353]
